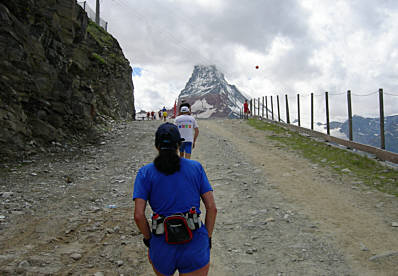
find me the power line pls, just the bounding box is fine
[351,91,378,97]
[254,90,397,98]
[328,92,346,96]
[384,92,398,96]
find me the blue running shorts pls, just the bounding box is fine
[149,226,210,275]
[179,142,193,154]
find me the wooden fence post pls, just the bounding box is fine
[271,96,274,120]
[253,98,255,117]
[297,93,300,127]
[325,91,330,135]
[277,95,281,122]
[255,98,257,117]
[379,88,385,149]
[311,93,314,130]
[256,98,259,117]
[285,94,290,124]
[250,99,253,117]
[347,90,353,141]
[258,97,260,117]
[254,99,256,118]
[96,0,100,25]
[265,96,268,119]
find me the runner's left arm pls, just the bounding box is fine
[193,127,199,148]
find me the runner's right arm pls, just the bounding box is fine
[201,191,217,238]
[134,198,151,240]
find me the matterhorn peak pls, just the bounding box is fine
[178,65,247,118]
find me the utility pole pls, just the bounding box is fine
[95,0,100,25]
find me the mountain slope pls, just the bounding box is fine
[178,65,247,118]
[329,115,398,153]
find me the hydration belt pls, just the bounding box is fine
[151,207,202,235]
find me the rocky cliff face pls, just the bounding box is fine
[178,65,247,118]
[0,0,135,159]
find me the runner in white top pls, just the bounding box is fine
[174,106,199,159]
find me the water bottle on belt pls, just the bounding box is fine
[189,207,201,229]
[187,208,196,230]
[152,213,164,235]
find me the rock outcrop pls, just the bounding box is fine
[0,0,135,159]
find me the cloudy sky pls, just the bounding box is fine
[83,0,398,124]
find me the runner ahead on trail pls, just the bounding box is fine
[133,123,217,276]
[162,107,168,122]
[175,106,199,159]
[179,100,191,115]
[162,111,168,122]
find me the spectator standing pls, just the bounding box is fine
[243,99,249,120]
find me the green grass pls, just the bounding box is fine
[87,20,128,66]
[108,52,128,66]
[91,53,106,64]
[87,20,114,48]
[247,118,398,196]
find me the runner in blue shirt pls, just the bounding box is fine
[133,123,217,276]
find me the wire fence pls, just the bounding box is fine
[77,1,108,31]
[243,89,398,155]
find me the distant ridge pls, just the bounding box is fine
[328,115,398,153]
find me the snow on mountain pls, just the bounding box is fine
[324,115,398,153]
[178,65,248,118]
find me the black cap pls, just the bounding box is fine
[155,123,184,150]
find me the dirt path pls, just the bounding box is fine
[0,119,397,275]
[199,119,398,276]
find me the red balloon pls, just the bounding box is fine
[255,65,259,69]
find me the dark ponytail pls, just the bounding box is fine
[154,149,181,175]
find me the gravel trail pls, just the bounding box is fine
[0,119,397,275]
[200,119,397,276]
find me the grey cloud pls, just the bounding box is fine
[350,0,398,32]
[270,40,321,80]
[103,0,314,68]
[196,0,311,52]
[98,0,398,117]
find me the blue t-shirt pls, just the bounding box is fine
[133,158,213,216]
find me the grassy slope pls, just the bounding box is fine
[247,119,398,196]
[87,20,128,66]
